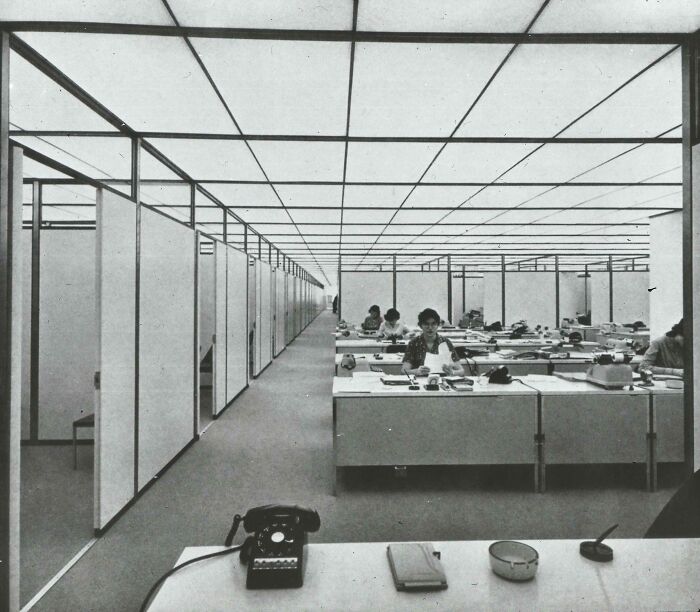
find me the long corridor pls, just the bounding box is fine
[35,310,678,611]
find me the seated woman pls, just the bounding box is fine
[401,308,465,376]
[361,304,383,331]
[640,319,684,376]
[378,308,412,339]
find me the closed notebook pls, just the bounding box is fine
[386,543,448,591]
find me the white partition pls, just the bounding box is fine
[505,272,557,328]
[39,230,96,439]
[451,275,484,323]
[198,239,215,361]
[340,272,393,325]
[286,274,293,343]
[559,272,586,321]
[138,208,195,491]
[396,272,448,326]
[95,189,136,529]
[213,240,227,416]
[590,272,611,325]
[253,261,263,376]
[483,272,503,325]
[226,246,248,402]
[650,211,682,336]
[274,270,286,356]
[613,271,650,324]
[20,229,31,440]
[248,258,257,377]
[258,262,272,369]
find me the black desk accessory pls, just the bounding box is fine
[405,372,420,390]
[487,366,512,384]
[373,353,384,360]
[580,523,617,562]
[228,504,321,589]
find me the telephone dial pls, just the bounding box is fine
[225,504,321,589]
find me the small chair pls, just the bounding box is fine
[72,413,95,469]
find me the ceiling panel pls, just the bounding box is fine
[148,138,264,180]
[168,0,353,29]
[42,184,96,204]
[206,183,281,207]
[532,0,700,33]
[290,209,341,224]
[342,209,398,224]
[10,53,117,131]
[350,43,511,136]
[20,157,72,179]
[250,142,344,182]
[563,52,681,138]
[12,135,131,180]
[1,0,173,23]
[18,33,237,133]
[343,185,414,208]
[357,0,543,32]
[191,38,350,135]
[510,184,681,209]
[391,209,453,225]
[140,183,190,208]
[573,144,682,184]
[504,143,633,183]
[406,185,484,208]
[274,185,343,207]
[426,143,540,183]
[456,44,671,137]
[346,142,443,183]
[235,208,293,224]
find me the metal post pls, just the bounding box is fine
[189,182,195,228]
[258,234,262,260]
[243,223,247,252]
[447,254,452,323]
[29,181,41,440]
[608,254,614,322]
[461,264,466,317]
[392,254,397,309]
[555,255,560,326]
[131,137,140,202]
[501,255,506,324]
[223,211,228,244]
[338,253,342,318]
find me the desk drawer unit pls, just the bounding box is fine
[540,394,648,464]
[653,393,684,463]
[334,395,537,467]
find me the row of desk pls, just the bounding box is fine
[335,352,643,377]
[335,338,601,354]
[332,375,683,495]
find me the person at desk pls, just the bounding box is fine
[401,308,465,376]
[378,308,411,339]
[361,305,383,331]
[639,319,684,376]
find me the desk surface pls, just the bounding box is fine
[149,539,700,612]
[524,375,649,396]
[333,375,537,397]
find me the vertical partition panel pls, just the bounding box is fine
[258,262,272,369]
[20,229,30,440]
[138,208,195,490]
[613,271,650,324]
[505,272,557,328]
[274,270,286,356]
[254,261,263,376]
[95,189,136,529]
[198,239,215,361]
[340,272,393,325]
[248,258,257,379]
[650,211,682,336]
[226,246,248,402]
[213,241,227,416]
[39,229,96,439]
[451,275,485,323]
[559,272,586,322]
[590,272,611,325]
[286,274,293,343]
[396,272,448,326]
[483,272,503,325]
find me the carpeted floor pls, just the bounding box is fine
[20,445,94,607]
[32,310,683,611]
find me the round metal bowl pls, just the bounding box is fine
[489,541,539,581]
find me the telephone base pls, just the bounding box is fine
[246,556,304,589]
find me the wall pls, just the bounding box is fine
[395,272,449,326]
[613,271,650,324]
[650,210,683,337]
[450,275,484,323]
[559,272,586,321]
[505,272,557,328]
[590,272,611,325]
[483,272,503,325]
[340,272,393,325]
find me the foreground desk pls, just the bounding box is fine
[149,539,700,611]
[332,377,539,493]
[644,380,684,491]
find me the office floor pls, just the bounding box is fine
[20,444,94,607]
[32,310,683,611]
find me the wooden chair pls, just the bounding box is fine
[72,413,95,469]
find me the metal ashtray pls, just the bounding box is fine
[489,541,539,581]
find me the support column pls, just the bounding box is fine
[461,264,466,317]
[608,254,614,322]
[29,181,41,440]
[447,254,452,323]
[392,254,396,309]
[501,255,506,324]
[682,38,699,471]
[554,255,560,327]
[189,183,195,229]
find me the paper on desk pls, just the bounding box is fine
[424,343,450,373]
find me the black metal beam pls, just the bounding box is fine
[0,22,689,45]
[8,130,682,144]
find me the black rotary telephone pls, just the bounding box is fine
[225,504,321,589]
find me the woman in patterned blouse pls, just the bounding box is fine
[361,305,383,331]
[401,308,464,376]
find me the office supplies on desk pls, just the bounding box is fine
[489,541,539,581]
[380,375,413,385]
[425,374,441,390]
[586,354,633,389]
[340,354,356,370]
[487,366,512,384]
[580,524,617,562]
[387,543,447,591]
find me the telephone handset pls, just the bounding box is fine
[225,504,321,589]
